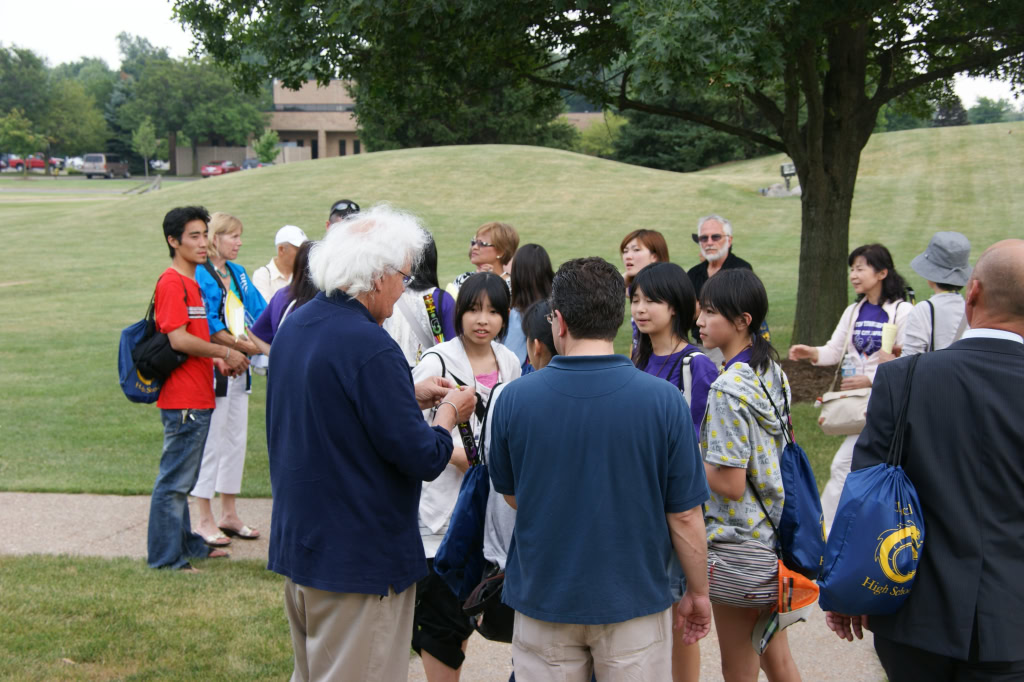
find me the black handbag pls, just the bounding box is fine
[463,563,514,643]
[131,276,189,382]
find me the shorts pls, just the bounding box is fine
[707,540,778,608]
[412,559,475,670]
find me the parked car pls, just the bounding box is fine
[66,156,85,170]
[7,154,59,171]
[241,158,273,170]
[82,153,131,179]
[201,160,241,177]
[150,159,170,172]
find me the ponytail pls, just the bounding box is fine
[699,269,778,375]
[748,326,779,376]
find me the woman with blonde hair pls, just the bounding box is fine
[191,212,267,546]
[449,221,519,295]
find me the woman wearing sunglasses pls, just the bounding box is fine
[448,221,519,297]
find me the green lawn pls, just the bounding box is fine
[0,121,1021,495]
[0,556,293,680]
[0,175,145,192]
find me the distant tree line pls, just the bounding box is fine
[0,34,270,174]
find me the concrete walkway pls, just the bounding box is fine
[0,492,884,681]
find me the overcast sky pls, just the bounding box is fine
[2,0,1020,108]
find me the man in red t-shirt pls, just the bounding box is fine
[147,206,249,572]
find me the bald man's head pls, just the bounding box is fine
[971,239,1024,322]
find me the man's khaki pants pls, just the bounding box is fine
[284,578,416,682]
[511,607,672,681]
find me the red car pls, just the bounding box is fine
[200,160,241,178]
[7,154,59,171]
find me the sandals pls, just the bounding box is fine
[198,531,232,547]
[218,524,260,540]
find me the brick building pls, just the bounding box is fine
[270,80,363,159]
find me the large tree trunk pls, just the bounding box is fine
[789,22,877,346]
[792,152,859,345]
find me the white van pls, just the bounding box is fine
[82,153,131,179]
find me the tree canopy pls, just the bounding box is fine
[174,0,1024,341]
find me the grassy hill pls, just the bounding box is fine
[1,121,1021,495]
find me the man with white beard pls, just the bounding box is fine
[686,214,754,361]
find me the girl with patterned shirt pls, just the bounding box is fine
[696,269,802,682]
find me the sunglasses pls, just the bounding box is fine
[394,268,412,287]
[470,239,494,248]
[330,200,360,215]
[698,233,726,243]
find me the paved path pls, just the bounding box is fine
[0,492,884,681]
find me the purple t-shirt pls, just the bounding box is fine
[851,302,889,356]
[433,289,458,343]
[250,287,293,345]
[641,345,718,436]
[723,346,753,371]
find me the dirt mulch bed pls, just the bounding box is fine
[780,359,837,404]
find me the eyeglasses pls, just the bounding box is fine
[394,268,412,287]
[545,310,557,324]
[698,233,726,243]
[470,239,494,248]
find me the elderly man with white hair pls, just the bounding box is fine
[686,214,755,350]
[265,204,477,682]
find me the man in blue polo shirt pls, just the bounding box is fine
[488,257,712,681]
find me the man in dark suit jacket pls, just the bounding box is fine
[825,239,1024,681]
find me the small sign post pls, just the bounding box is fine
[780,162,796,190]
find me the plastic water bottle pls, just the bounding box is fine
[841,353,857,378]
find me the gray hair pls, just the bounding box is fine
[308,204,428,297]
[696,213,733,237]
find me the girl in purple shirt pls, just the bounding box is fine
[630,261,716,682]
[631,262,718,436]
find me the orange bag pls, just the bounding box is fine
[751,560,820,654]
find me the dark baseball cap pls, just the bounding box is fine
[328,199,360,219]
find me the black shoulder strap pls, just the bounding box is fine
[886,355,921,467]
[926,300,935,352]
[754,365,793,445]
[476,382,504,466]
[421,350,469,388]
[148,271,190,326]
[202,261,225,293]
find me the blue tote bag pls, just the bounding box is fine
[818,355,925,615]
[433,382,503,600]
[755,369,826,579]
[119,316,162,403]
[433,461,490,600]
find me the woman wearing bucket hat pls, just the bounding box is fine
[901,231,972,356]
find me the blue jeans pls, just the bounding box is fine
[147,408,214,569]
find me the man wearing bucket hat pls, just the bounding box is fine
[900,231,972,356]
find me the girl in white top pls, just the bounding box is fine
[789,244,913,532]
[902,231,972,356]
[410,272,521,680]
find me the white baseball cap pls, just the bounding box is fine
[275,225,308,248]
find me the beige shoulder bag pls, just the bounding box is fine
[817,309,870,436]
